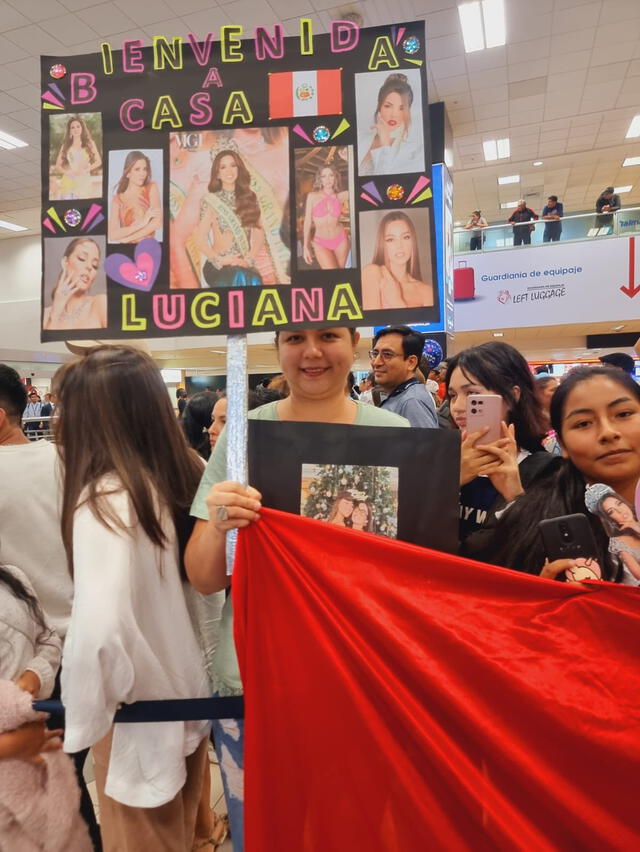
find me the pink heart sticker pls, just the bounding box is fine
[104,238,161,292]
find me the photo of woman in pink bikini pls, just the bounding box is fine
[295,146,355,270]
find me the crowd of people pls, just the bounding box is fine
[1,328,639,851]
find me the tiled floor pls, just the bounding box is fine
[86,745,233,850]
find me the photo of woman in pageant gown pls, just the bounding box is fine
[108,151,161,244]
[357,73,423,176]
[302,165,351,270]
[53,115,102,200]
[195,147,290,288]
[362,212,433,310]
[43,238,106,331]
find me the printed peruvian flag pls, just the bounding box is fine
[234,508,640,851]
[269,69,342,119]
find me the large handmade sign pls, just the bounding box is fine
[40,21,437,341]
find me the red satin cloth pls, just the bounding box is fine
[234,508,640,851]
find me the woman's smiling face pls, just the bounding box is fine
[559,375,640,491]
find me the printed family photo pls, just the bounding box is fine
[301,463,399,538]
[294,146,355,271]
[355,69,425,176]
[107,149,163,244]
[48,113,103,201]
[359,208,433,310]
[42,236,107,332]
[169,128,290,289]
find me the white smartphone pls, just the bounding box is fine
[466,394,502,442]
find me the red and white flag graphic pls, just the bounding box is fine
[269,69,342,119]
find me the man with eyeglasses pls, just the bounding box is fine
[369,326,438,428]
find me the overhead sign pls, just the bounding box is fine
[454,235,640,331]
[40,20,440,341]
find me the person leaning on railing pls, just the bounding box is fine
[541,196,563,242]
[507,200,538,246]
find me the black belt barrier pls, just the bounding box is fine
[33,695,244,721]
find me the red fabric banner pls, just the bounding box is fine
[234,509,640,851]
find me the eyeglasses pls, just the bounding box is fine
[368,349,403,362]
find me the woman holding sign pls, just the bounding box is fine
[185,327,409,851]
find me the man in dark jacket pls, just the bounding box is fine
[508,200,538,246]
[595,187,621,231]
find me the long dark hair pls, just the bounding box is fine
[0,565,50,644]
[446,341,545,453]
[371,212,421,281]
[115,150,151,195]
[479,366,640,579]
[182,391,217,460]
[54,345,203,574]
[208,149,260,228]
[59,115,97,168]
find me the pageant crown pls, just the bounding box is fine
[584,482,614,515]
[209,136,240,162]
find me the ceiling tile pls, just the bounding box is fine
[465,45,506,73]
[430,55,465,80]
[548,50,592,75]
[468,67,508,91]
[508,76,547,99]
[426,33,464,62]
[552,2,602,34]
[77,3,138,37]
[4,24,66,54]
[508,58,550,83]
[5,0,68,20]
[424,7,460,40]
[550,27,595,54]
[114,0,177,27]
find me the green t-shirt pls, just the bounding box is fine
[190,399,409,695]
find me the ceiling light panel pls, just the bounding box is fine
[458,2,485,53]
[0,130,28,149]
[0,219,27,231]
[498,174,520,185]
[500,201,518,209]
[626,115,640,139]
[622,156,640,167]
[482,0,506,49]
[614,185,632,193]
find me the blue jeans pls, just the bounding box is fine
[212,713,244,852]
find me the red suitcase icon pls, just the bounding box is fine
[454,261,475,300]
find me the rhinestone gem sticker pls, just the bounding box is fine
[386,184,405,201]
[312,125,330,143]
[403,36,420,54]
[296,83,314,101]
[50,64,67,79]
[64,208,81,227]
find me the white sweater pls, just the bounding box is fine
[0,440,73,639]
[0,564,62,698]
[61,478,210,808]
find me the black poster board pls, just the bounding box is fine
[248,420,460,553]
[40,20,440,341]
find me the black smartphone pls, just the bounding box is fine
[538,514,598,562]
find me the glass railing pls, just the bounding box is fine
[453,206,640,254]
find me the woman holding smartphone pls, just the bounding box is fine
[445,341,551,547]
[472,365,640,583]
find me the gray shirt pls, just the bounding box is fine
[379,378,438,428]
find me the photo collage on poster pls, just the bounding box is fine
[40,21,438,340]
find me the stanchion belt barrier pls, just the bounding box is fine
[33,696,244,722]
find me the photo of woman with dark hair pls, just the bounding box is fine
[51,114,102,200]
[194,144,290,289]
[351,498,374,532]
[362,211,433,309]
[356,70,424,175]
[302,164,350,269]
[108,150,162,244]
[43,237,106,331]
[327,490,355,527]
[586,484,640,583]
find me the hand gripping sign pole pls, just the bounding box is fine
[225,334,249,574]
